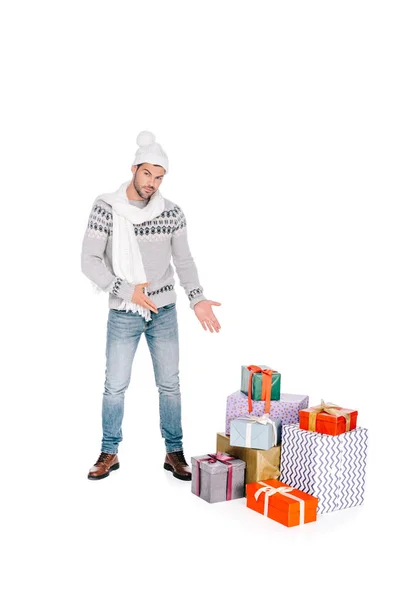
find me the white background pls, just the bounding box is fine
[1,1,398,598]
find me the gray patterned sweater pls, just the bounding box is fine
[81,194,206,311]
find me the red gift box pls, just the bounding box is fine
[299,400,358,436]
[246,479,318,527]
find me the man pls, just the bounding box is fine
[81,131,221,482]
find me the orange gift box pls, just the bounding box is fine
[246,479,318,527]
[299,400,358,436]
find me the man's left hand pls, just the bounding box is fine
[193,300,222,333]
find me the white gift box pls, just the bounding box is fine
[280,424,368,514]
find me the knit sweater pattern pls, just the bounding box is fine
[81,195,206,311]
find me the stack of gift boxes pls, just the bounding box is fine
[191,365,368,527]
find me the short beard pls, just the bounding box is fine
[133,177,148,200]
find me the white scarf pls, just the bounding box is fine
[92,180,166,321]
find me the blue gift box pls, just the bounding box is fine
[229,415,282,451]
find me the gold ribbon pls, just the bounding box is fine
[308,400,351,432]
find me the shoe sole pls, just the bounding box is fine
[88,462,120,481]
[163,462,192,481]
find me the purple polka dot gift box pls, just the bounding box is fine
[225,390,309,436]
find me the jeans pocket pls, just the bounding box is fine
[162,303,176,311]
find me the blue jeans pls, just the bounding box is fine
[101,303,183,454]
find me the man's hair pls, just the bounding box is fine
[136,162,165,173]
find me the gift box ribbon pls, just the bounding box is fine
[254,482,305,524]
[308,400,351,432]
[195,452,235,500]
[246,365,277,414]
[235,414,278,447]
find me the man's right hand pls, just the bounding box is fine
[131,282,158,313]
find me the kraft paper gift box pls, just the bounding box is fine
[216,433,281,484]
[241,365,281,401]
[191,452,246,504]
[246,479,318,527]
[229,415,282,451]
[280,424,368,514]
[299,401,358,436]
[225,390,309,435]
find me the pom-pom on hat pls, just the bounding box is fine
[132,131,169,173]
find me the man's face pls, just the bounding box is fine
[131,163,165,199]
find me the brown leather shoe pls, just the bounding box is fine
[164,450,192,481]
[88,452,119,480]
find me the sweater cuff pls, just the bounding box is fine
[190,294,207,310]
[109,277,135,303]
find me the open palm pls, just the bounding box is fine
[194,300,222,333]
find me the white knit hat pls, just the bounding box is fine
[132,131,169,173]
